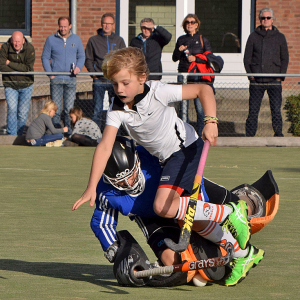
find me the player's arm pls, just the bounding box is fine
[72,125,118,210]
[181,84,218,145]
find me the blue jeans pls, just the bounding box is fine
[5,85,33,135]
[27,133,63,146]
[246,81,283,137]
[180,99,205,136]
[177,75,205,136]
[92,79,115,128]
[50,77,76,134]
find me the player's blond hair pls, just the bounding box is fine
[102,47,150,81]
[40,100,58,115]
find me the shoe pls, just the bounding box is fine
[225,245,264,286]
[46,142,54,147]
[222,200,251,250]
[53,139,63,147]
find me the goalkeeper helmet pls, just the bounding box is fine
[104,136,145,196]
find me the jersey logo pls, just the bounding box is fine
[160,175,170,181]
[148,111,154,116]
[203,203,211,217]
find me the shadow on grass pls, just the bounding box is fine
[274,167,300,173]
[0,259,131,294]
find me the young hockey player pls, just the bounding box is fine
[74,47,251,260]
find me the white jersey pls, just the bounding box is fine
[106,80,198,162]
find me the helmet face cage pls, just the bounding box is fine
[104,152,145,196]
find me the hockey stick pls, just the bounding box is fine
[135,242,233,278]
[164,140,210,253]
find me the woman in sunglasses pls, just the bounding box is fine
[172,14,213,136]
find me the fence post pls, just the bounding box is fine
[181,74,188,123]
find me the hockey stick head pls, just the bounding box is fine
[164,228,191,253]
[164,200,198,253]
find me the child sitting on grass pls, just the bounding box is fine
[26,100,68,146]
[69,107,102,146]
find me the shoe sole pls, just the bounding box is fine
[225,249,265,287]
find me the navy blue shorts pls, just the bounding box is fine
[159,138,204,196]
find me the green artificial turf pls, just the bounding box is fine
[0,145,299,299]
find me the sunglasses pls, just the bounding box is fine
[260,16,272,20]
[185,20,196,25]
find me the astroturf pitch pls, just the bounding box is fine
[0,145,299,300]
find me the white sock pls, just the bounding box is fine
[175,197,232,223]
[198,221,248,258]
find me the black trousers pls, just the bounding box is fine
[246,81,283,137]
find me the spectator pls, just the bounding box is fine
[172,14,213,136]
[26,100,68,147]
[130,18,172,80]
[244,8,289,137]
[85,13,126,130]
[0,31,35,136]
[69,107,101,146]
[42,16,85,136]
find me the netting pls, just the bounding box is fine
[0,73,299,137]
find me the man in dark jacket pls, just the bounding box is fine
[0,31,35,135]
[85,13,126,130]
[130,18,172,80]
[244,8,289,137]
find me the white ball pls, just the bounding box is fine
[192,273,207,287]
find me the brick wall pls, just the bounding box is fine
[31,0,117,71]
[1,1,299,78]
[256,1,300,84]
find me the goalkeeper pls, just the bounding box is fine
[72,136,277,286]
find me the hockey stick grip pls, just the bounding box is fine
[196,139,210,178]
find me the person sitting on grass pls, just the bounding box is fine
[69,107,102,146]
[26,100,67,147]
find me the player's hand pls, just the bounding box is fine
[72,187,97,211]
[202,122,218,146]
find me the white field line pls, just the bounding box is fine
[0,168,49,172]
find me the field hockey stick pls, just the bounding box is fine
[135,242,233,278]
[164,140,210,253]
